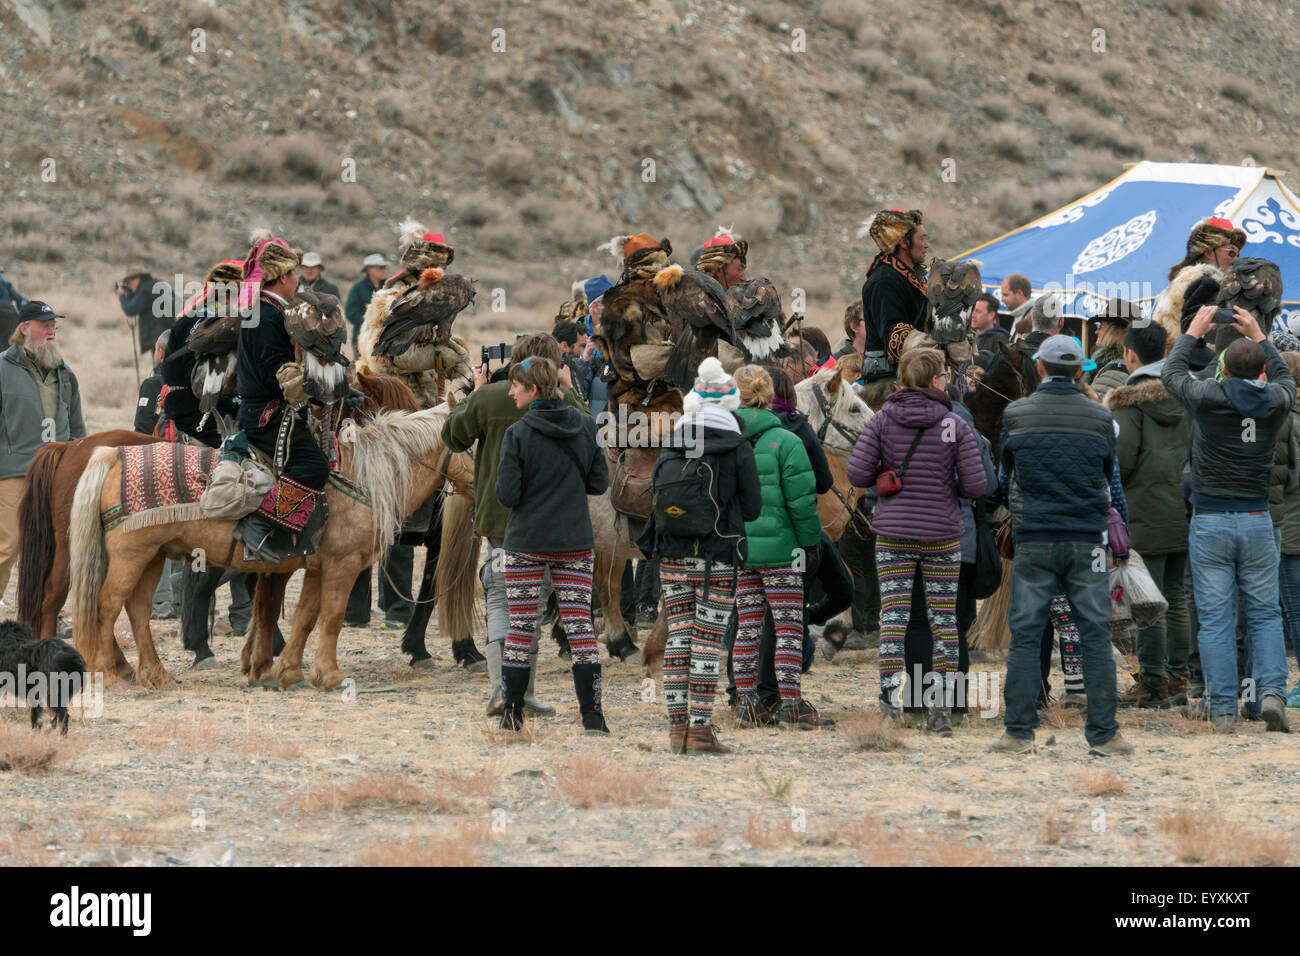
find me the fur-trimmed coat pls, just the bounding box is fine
[1105,370,1190,555]
[1151,262,1222,347]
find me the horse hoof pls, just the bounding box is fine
[606,636,641,663]
[460,659,487,674]
[285,680,312,691]
[192,656,220,671]
[410,658,436,671]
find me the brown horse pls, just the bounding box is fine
[68,406,473,690]
[18,431,163,641]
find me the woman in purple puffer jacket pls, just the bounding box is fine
[847,348,987,732]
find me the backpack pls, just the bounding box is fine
[652,448,721,537]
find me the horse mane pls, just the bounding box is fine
[350,407,449,553]
[354,367,420,419]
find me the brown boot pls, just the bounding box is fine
[1166,675,1188,706]
[684,723,731,755]
[668,719,687,755]
[1118,674,1171,709]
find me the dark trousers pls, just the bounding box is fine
[634,559,660,608]
[1006,541,1118,746]
[243,410,329,490]
[346,546,414,624]
[836,525,879,634]
[903,563,975,712]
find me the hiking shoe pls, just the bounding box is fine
[925,705,953,737]
[1261,693,1292,733]
[1166,676,1189,707]
[383,619,407,630]
[990,733,1034,754]
[343,618,370,628]
[1287,686,1300,709]
[684,723,731,755]
[1088,732,1134,757]
[635,603,657,625]
[1060,692,1088,710]
[735,694,780,728]
[1118,675,1171,709]
[1211,714,1237,734]
[778,698,835,730]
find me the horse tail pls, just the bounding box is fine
[16,441,70,630]
[69,447,116,645]
[436,492,481,640]
[354,366,420,419]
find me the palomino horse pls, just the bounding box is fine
[68,407,474,690]
[794,363,874,542]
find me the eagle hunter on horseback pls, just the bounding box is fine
[356,218,487,673]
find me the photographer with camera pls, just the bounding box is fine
[1162,303,1295,734]
[116,265,173,355]
[443,333,588,719]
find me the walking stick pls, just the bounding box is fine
[126,314,141,388]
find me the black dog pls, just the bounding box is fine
[0,620,87,734]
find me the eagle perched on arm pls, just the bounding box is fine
[285,287,351,404]
[926,258,983,345]
[726,277,785,360]
[653,264,737,389]
[359,219,475,374]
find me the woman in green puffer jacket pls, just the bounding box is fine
[731,365,824,730]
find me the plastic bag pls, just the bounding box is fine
[1110,563,1132,625]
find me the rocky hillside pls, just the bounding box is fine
[3,0,1298,334]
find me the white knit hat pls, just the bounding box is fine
[681,356,740,415]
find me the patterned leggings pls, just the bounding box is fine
[503,550,596,668]
[734,567,805,699]
[876,535,961,702]
[1050,594,1085,694]
[660,558,737,726]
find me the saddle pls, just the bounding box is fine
[608,445,658,519]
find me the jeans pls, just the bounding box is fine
[1188,512,1289,716]
[1279,553,1300,671]
[1005,540,1118,746]
[1135,551,1190,683]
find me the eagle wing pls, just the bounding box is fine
[726,277,785,360]
[185,310,240,360]
[1219,257,1282,324]
[286,288,351,403]
[373,271,476,360]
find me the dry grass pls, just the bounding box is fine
[842,712,904,751]
[554,754,667,808]
[1079,768,1125,796]
[1156,810,1293,866]
[454,763,502,797]
[690,820,726,845]
[990,122,1036,164]
[741,812,800,848]
[360,827,484,866]
[485,143,535,192]
[1038,815,1070,845]
[1041,697,1084,729]
[297,774,465,814]
[756,767,794,803]
[0,720,85,773]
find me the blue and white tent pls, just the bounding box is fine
[955,162,1300,332]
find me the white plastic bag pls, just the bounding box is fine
[1110,563,1132,626]
[1122,550,1168,628]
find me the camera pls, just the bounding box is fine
[480,342,511,364]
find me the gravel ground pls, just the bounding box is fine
[2,570,1298,868]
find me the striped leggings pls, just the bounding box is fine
[660,557,737,726]
[503,550,596,668]
[876,535,961,702]
[1050,594,1085,694]
[734,567,805,699]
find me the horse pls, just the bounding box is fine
[794,362,874,542]
[965,341,1027,460]
[68,406,474,691]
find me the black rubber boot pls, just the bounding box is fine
[572,661,611,734]
[500,665,529,731]
[232,511,288,563]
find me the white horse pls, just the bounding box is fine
[795,365,874,541]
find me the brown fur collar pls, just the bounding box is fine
[1104,377,1171,410]
[1151,262,1223,346]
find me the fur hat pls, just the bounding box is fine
[238,234,301,310]
[681,355,740,414]
[865,208,923,254]
[397,218,454,269]
[696,227,749,278]
[1168,217,1247,281]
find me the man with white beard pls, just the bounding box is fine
[0,301,85,599]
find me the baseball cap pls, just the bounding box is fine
[362,253,389,268]
[301,252,323,268]
[1032,334,1096,371]
[18,300,63,322]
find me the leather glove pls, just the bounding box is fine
[342,386,366,412]
[276,362,309,405]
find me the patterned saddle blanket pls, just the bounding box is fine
[102,443,219,532]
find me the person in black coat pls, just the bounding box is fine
[494,356,609,732]
[117,268,174,355]
[860,209,929,377]
[134,332,170,437]
[230,238,329,563]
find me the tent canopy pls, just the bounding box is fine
[955,161,1300,330]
